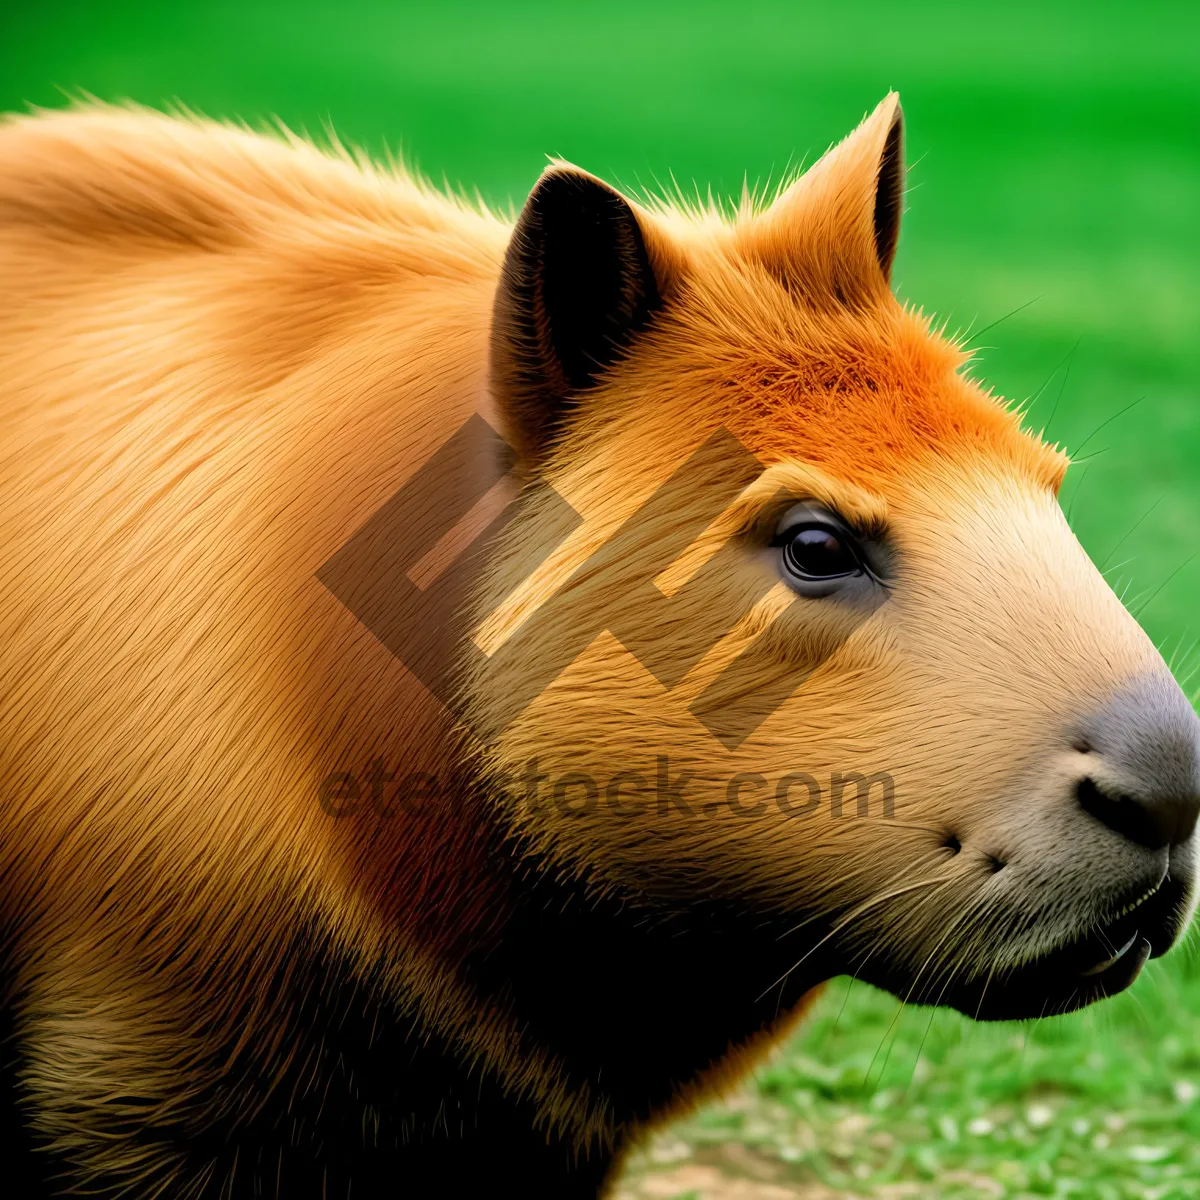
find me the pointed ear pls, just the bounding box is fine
[741,93,905,303]
[490,166,668,468]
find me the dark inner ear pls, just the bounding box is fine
[491,168,662,465]
[872,105,905,281]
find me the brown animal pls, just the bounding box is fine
[0,94,1196,1197]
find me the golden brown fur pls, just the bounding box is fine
[0,96,1193,1197]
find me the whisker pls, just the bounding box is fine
[758,868,958,1003]
[1100,495,1165,571]
[962,295,1044,347]
[856,881,974,1090]
[1064,462,1093,525]
[1072,394,1147,459]
[1133,550,1200,621]
[863,998,907,1091]
[1040,337,1082,437]
[972,961,1000,1021]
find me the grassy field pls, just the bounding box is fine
[3,3,1199,1196]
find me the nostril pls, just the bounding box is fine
[1076,776,1198,851]
[1073,672,1200,847]
[987,855,1006,874]
[943,834,962,855]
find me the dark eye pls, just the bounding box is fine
[781,525,862,581]
[770,503,874,596]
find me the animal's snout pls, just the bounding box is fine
[1073,672,1200,851]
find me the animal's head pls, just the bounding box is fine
[471,94,1200,1019]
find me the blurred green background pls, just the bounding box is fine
[2,2,1198,1196]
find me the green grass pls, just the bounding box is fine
[619,958,1200,1197]
[3,4,1199,1195]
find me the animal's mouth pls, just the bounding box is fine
[937,870,1189,1021]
